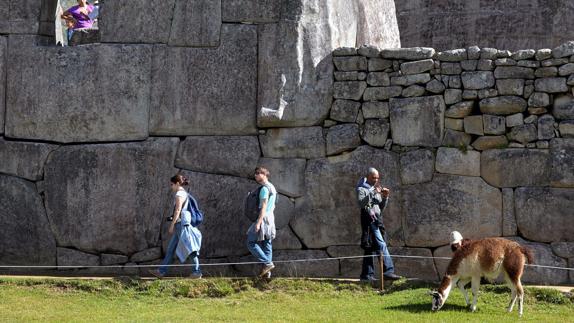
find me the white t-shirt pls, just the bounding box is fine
[174,189,187,222]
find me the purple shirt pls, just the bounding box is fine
[68,4,94,29]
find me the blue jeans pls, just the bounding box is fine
[247,231,273,265]
[159,222,201,275]
[360,222,394,279]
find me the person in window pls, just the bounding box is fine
[61,0,96,43]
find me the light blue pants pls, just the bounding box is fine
[159,223,200,275]
[247,231,273,265]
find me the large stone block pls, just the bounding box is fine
[479,96,527,115]
[509,237,569,285]
[461,71,495,90]
[257,0,400,127]
[432,245,453,278]
[471,135,508,151]
[259,127,326,159]
[550,139,574,188]
[175,136,260,178]
[150,24,257,135]
[389,96,445,147]
[0,175,56,266]
[0,138,58,181]
[291,146,402,248]
[221,0,281,23]
[0,0,42,34]
[380,47,435,60]
[507,124,538,144]
[552,95,574,120]
[257,158,306,198]
[6,36,152,143]
[44,138,179,255]
[274,227,303,250]
[493,66,534,79]
[326,245,363,278]
[502,188,517,236]
[402,175,502,247]
[0,37,5,135]
[481,149,550,188]
[361,119,389,147]
[534,77,568,93]
[435,148,480,177]
[399,149,434,185]
[389,247,439,281]
[326,123,361,155]
[57,248,99,267]
[169,0,221,47]
[99,0,175,43]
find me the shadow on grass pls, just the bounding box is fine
[384,302,468,313]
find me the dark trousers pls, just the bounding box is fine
[360,222,394,279]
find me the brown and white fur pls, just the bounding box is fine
[430,238,534,316]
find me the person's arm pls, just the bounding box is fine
[255,187,269,232]
[61,10,73,20]
[169,195,185,234]
[357,187,374,209]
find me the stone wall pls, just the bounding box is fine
[395,0,574,51]
[330,43,574,284]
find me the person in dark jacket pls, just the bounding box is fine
[356,167,401,282]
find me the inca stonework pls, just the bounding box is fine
[0,0,573,284]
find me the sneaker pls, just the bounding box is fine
[264,271,271,279]
[383,273,402,280]
[189,272,202,279]
[259,263,275,277]
[360,276,379,283]
[148,269,164,279]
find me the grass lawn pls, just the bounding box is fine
[0,277,572,322]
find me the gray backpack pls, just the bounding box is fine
[244,184,273,222]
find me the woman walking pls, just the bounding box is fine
[150,174,202,278]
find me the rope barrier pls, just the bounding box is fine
[0,254,572,271]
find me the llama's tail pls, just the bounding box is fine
[520,246,535,264]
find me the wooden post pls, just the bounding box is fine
[379,255,384,291]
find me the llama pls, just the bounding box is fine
[430,237,534,316]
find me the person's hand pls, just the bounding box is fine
[168,224,174,235]
[374,185,382,193]
[382,187,390,197]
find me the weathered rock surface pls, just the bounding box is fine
[461,71,495,90]
[169,0,222,47]
[361,119,390,147]
[463,115,484,136]
[291,146,402,248]
[507,124,538,144]
[333,81,367,100]
[333,56,368,71]
[257,158,306,198]
[221,0,281,23]
[494,67,534,79]
[400,59,434,75]
[101,254,128,266]
[442,129,471,147]
[402,175,502,247]
[509,237,569,284]
[57,248,99,267]
[534,77,568,93]
[6,36,152,143]
[471,135,508,151]
[257,0,400,127]
[560,120,574,138]
[0,175,56,266]
[0,0,41,34]
[380,47,435,60]
[479,96,527,115]
[550,139,574,188]
[481,149,550,188]
[151,25,257,135]
[0,37,5,135]
[435,148,480,177]
[362,102,389,119]
[99,0,175,43]
[502,188,517,236]
[273,227,303,250]
[389,247,439,281]
[399,149,434,185]
[0,139,58,181]
[180,171,257,257]
[330,100,361,122]
[445,101,473,118]
[389,96,445,147]
[259,127,326,159]
[432,245,453,278]
[326,124,361,155]
[483,115,506,135]
[551,242,574,259]
[363,86,402,101]
[44,138,178,255]
[175,136,260,178]
[552,95,574,120]
[130,247,162,263]
[326,245,363,277]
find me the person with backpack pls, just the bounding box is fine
[245,166,277,278]
[150,174,202,279]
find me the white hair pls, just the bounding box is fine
[367,167,378,176]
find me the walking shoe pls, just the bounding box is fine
[259,263,275,277]
[359,276,379,283]
[148,269,164,279]
[189,272,202,279]
[383,273,402,280]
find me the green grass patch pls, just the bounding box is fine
[0,277,572,322]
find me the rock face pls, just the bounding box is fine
[389,247,439,281]
[481,149,550,188]
[257,158,306,198]
[389,96,445,147]
[180,171,258,257]
[399,149,434,185]
[395,0,574,51]
[44,138,178,255]
[510,237,569,285]
[260,127,326,159]
[6,36,152,143]
[435,148,480,177]
[291,146,402,248]
[257,0,400,127]
[402,175,502,247]
[57,248,99,267]
[0,0,41,34]
[150,25,257,136]
[169,0,222,47]
[326,124,361,155]
[221,0,281,23]
[0,139,59,181]
[0,37,5,135]
[175,136,260,178]
[550,139,574,188]
[0,175,56,265]
[515,187,574,243]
